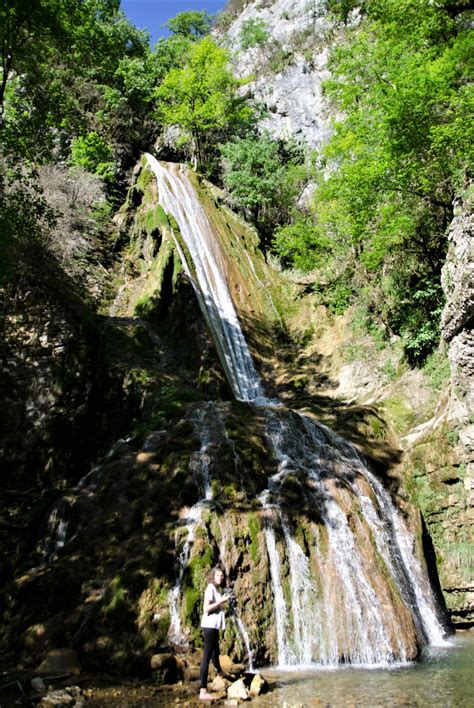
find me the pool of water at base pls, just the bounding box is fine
[250,633,474,708]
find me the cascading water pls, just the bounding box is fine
[167,403,255,667]
[145,156,448,668]
[145,155,264,403]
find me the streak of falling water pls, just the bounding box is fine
[41,502,69,561]
[145,155,265,403]
[260,408,447,666]
[167,405,216,645]
[168,403,256,660]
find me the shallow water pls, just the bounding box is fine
[253,633,474,707]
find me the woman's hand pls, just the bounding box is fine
[205,594,229,613]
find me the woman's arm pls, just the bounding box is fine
[204,587,229,614]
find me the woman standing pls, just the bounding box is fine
[199,564,230,701]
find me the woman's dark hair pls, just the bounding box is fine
[206,564,225,586]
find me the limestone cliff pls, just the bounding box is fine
[218,0,337,148]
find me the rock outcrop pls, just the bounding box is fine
[220,0,336,148]
[441,200,474,422]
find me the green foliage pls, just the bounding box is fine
[239,18,269,49]
[165,10,213,38]
[220,134,309,240]
[248,514,260,564]
[0,163,56,284]
[1,0,152,162]
[155,37,253,168]
[70,132,116,183]
[423,349,451,391]
[273,216,332,271]
[220,134,284,213]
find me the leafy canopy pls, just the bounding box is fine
[165,10,214,38]
[155,37,253,167]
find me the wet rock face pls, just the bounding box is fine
[5,401,443,674]
[0,279,123,488]
[421,200,474,627]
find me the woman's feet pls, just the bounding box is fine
[199,689,217,701]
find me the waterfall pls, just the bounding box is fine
[145,155,264,403]
[146,156,448,668]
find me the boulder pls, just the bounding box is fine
[227,679,250,701]
[220,654,243,675]
[249,672,268,696]
[150,653,180,684]
[34,648,81,676]
[184,664,200,681]
[31,677,46,692]
[209,675,231,692]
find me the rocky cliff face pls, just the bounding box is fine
[219,0,336,148]
[438,197,474,625]
[1,160,450,676]
[441,199,474,425]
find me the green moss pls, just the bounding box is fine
[248,514,260,565]
[211,479,220,498]
[143,204,171,235]
[187,547,214,589]
[185,587,199,619]
[195,526,207,540]
[368,414,386,439]
[136,165,154,192]
[382,397,416,434]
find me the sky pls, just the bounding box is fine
[121,0,226,45]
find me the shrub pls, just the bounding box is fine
[239,18,269,50]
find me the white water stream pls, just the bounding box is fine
[146,155,264,403]
[145,157,448,668]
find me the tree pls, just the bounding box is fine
[154,37,252,169]
[220,134,284,222]
[164,10,213,38]
[0,0,151,161]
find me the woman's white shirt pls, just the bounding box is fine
[201,583,226,630]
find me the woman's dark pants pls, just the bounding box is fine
[200,628,222,689]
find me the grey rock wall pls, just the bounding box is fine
[221,0,337,148]
[441,203,474,423]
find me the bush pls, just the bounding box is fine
[69,132,117,184]
[239,18,269,50]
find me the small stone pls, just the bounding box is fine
[34,648,81,676]
[227,679,250,701]
[136,451,155,464]
[40,686,82,707]
[31,677,46,692]
[249,672,267,696]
